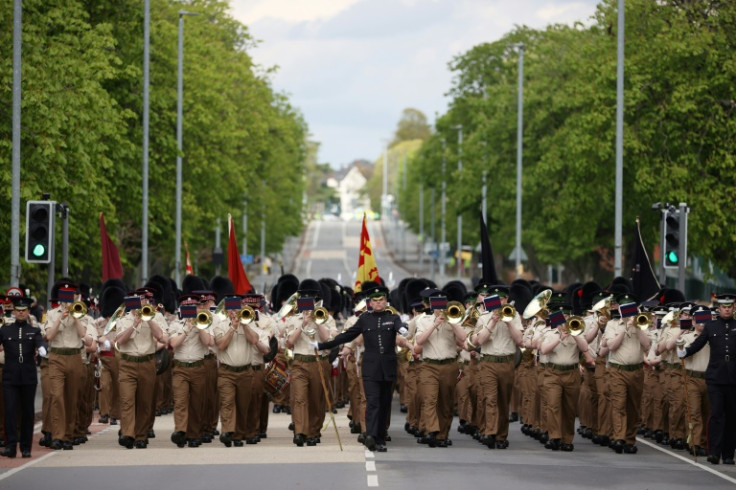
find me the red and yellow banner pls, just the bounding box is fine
[355,213,380,292]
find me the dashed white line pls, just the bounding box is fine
[638,438,736,486]
[364,448,378,486]
[0,451,57,482]
[367,474,379,487]
[366,461,376,471]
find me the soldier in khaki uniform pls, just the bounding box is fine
[42,283,97,450]
[415,289,466,447]
[540,306,594,451]
[600,295,651,454]
[657,304,687,449]
[679,305,711,456]
[114,288,167,449]
[468,286,523,449]
[168,293,214,447]
[244,294,275,444]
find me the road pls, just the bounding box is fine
[2,219,736,489]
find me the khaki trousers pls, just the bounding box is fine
[580,366,597,430]
[667,367,686,440]
[74,361,95,438]
[544,369,580,443]
[99,355,120,419]
[203,356,219,434]
[246,365,265,438]
[594,358,612,437]
[218,367,253,439]
[478,359,514,440]
[289,360,323,438]
[641,367,657,429]
[397,359,409,406]
[346,356,366,427]
[40,359,51,434]
[48,352,84,442]
[608,366,643,444]
[456,361,473,423]
[172,363,207,438]
[404,362,418,428]
[517,362,536,426]
[418,361,458,440]
[686,375,709,447]
[118,357,156,441]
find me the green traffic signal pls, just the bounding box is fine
[666,250,679,265]
[32,243,46,257]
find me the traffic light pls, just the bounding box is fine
[663,208,681,269]
[25,200,55,263]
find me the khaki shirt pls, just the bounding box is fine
[682,330,709,372]
[43,307,97,349]
[542,329,580,365]
[660,326,682,364]
[604,319,644,365]
[583,315,601,355]
[342,315,359,349]
[646,328,661,362]
[415,314,459,360]
[250,314,275,365]
[167,317,212,362]
[532,321,550,363]
[477,311,522,357]
[285,314,335,356]
[213,316,253,366]
[115,310,166,356]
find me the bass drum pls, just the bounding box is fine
[156,348,171,375]
[263,359,290,400]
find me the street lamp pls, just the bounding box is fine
[454,125,463,279]
[514,42,524,278]
[175,9,199,287]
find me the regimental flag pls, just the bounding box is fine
[297,297,315,312]
[479,211,500,285]
[100,213,123,283]
[180,304,197,319]
[483,295,502,312]
[227,214,253,295]
[184,242,194,275]
[694,310,712,324]
[549,310,566,327]
[355,214,380,292]
[429,297,448,311]
[124,295,142,312]
[619,302,639,318]
[224,296,242,311]
[631,218,660,301]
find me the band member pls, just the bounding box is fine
[0,296,44,458]
[244,294,274,444]
[114,287,167,449]
[284,280,334,447]
[42,282,97,450]
[316,285,414,452]
[679,305,711,456]
[540,305,594,451]
[414,289,466,447]
[168,293,214,448]
[658,303,687,450]
[467,285,523,449]
[600,294,650,454]
[96,285,125,427]
[678,293,736,465]
[213,295,260,447]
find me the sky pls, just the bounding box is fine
[228,0,601,168]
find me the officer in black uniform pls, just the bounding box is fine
[316,285,413,452]
[678,293,736,465]
[0,296,45,458]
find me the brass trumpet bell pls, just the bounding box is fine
[592,295,613,321]
[239,306,256,325]
[446,301,466,324]
[103,305,125,335]
[276,292,299,321]
[635,313,652,330]
[565,315,585,336]
[523,290,552,320]
[196,310,213,329]
[313,306,329,325]
[140,304,156,322]
[501,304,516,322]
[69,301,88,319]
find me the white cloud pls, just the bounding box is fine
[226,0,599,167]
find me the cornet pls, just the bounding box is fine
[500,304,516,322]
[239,306,256,325]
[445,301,466,325]
[563,316,585,337]
[635,312,652,330]
[68,301,88,319]
[195,310,213,329]
[139,304,156,322]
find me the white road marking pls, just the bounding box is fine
[366,461,376,471]
[0,451,57,482]
[367,474,379,487]
[311,220,321,249]
[365,449,374,458]
[638,438,736,485]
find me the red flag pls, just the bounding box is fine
[99,212,123,282]
[184,242,194,275]
[227,214,252,294]
[354,213,380,292]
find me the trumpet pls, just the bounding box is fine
[445,301,466,325]
[139,304,156,322]
[196,310,213,329]
[239,306,256,325]
[68,301,88,319]
[500,304,516,322]
[635,312,652,330]
[312,306,329,325]
[563,315,585,336]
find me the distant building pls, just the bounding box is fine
[328,160,373,220]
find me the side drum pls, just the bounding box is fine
[263,359,290,399]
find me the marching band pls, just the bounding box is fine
[0,275,735,466]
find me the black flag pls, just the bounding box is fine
[480,211,500,284]
[631,218,660,301]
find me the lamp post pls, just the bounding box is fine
[175,9,199,288]
[142,0,150,284]
[454,125,463,279]
[514,43,524,278]
[614,0,625,277]
[439,138,446,277]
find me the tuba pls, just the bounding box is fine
[592,295,613,322]
[276,292,299,321]
[103,304,126,335]
[68,301,88,319]
[564,315,585,336]
[523,289,552,320]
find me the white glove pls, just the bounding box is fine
[308,340,319,350]
[38,346,47,358]
[398,326,408,337]
[331,358,339,368]
[101,339,112,351]
[676,347,687,359]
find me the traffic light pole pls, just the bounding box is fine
[678,202,688,293]
[60,203,69,278]
[46,202,57,309]
[659,207,667,285]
